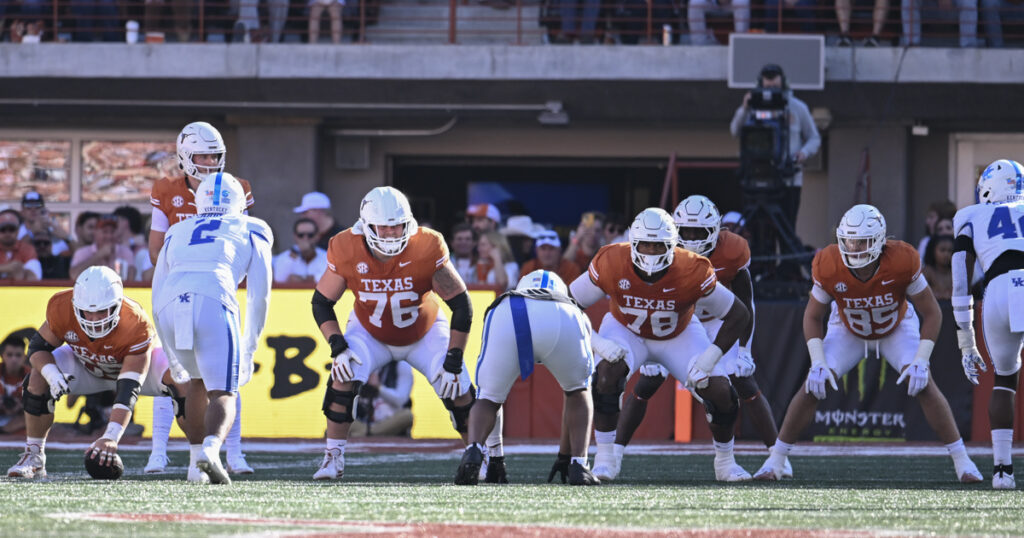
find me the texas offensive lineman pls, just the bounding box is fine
[568,207,753,482]
[952,159,1024,489]
[755,204,981,483]
[7,266,186,478]
[311,186,476,480]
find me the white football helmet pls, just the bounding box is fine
[516,269,568,296]
[629,208,678,275]
[836,204,887,269]
[72,266,124,339]
[176,121,226,180]
[359,186,418,256]
[673,195,721,256]
[976,159,1024,205]
[195,172,246,216]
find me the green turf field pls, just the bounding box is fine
[1,449,1021,536]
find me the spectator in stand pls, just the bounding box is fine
[556,0,602,43]
[350,361,414,437]
[72,211,100,252]
[69,214,134,281]
[132,214,154,282]
[563,211,603,270]
[273,217,328,284]
[917,200,957,258]
[901,0,981,47]
[981,0,1024,47]
[450,222,478,285]
[1,336,30,434]
[9,20,46,43]
[502,215,544,266]
[688,0,750,45]
[836,0,890,45]
[30,228,70,280]
[294,191,343,250]
[519,229,582,284]
[309,0,344,43]
[467,203,501,235]
[602,212,628,245]
[761,0,819,34]
[0,209,40,281]
[70,0,122,41]
[922,234,954,300]
[18,192,70,257]
[113,206,147,254]
[475,230,519,290]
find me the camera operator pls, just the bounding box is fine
[730,64,820,228]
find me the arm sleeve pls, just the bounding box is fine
[151,239,171,308]
[150,209,170,233]
[696,283,736,319]
[951,210,976,328]
[243,227,274,357]
[569,272,605,308]
[377,361,413,408]
[810,283,833,304]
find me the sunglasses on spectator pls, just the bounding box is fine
[295,231,317,239]
[33,239,51,247]
[0,224,18,233]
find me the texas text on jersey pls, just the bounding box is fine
[587,243,716,340]
[326,226,449,347]
[150,176,255,229]
[812,240,921,339]
[45,290,153,380]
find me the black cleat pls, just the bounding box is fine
[484,456,509,484]
[454,445,483,485]
[568,461,600,486]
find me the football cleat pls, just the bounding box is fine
[313,448,344,480]
[187,465,210,484]
[454,445,483,486]
[592,444,623,482]
[568,461,600,486]
[753,460,782,481]
[196,444,231,485]
[477,453,488,482]
[484,456,509,484]
[781,457,794,479]
[956,459,982,484]
[715,454,752,482]
[993,464,1016,490]
[7,447,46,479]
[144,453,170,474]
[227,454,255,475]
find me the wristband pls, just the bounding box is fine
[443,348,464,374]
[914,339,935,363]
[807,337,826,367]
[101,422,124,443]
[694,344,723,373]
[328,333,348,357]
[956,329,976,350]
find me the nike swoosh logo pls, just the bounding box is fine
[882,279,895,285]
[714,267,725,272]
[399,261,412,267]
[663,288,675,293]
[103,345,113,349]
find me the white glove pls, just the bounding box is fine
[331,349,363,384]
[897,340,933,396]
[433,371,461,400]
[684,345,723,391]
[957,329,986,385]
[685,364,710,391]
[804,338,837,400]
[591,332,626,363]
[734,346,756,378]
[40,363,73,400]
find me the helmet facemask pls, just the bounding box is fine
[629,208,678,276]
[359,187,418,257]
[72,266,124,339]
[177,122,226,180]
[673,195,721,256]
[836,204,887,269]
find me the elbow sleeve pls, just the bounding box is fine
[311,289,339,327]
[444,291,473,333]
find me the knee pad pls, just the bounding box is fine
[164,384,187,419]
[633,374,665,401]
[703,385,739,426]
[322,379,359,424]
[23,390,54,417]
[592,389,623,415]
[994,373,1019,391]
[443,390,475,433]
[731,376,759,400]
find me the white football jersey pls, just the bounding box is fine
[953,201,1024,272]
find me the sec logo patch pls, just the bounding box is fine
[356,262,369,274]
[64,331,79,343]
[834,282,847,293]
[618,279,630,290]
[172,195,185,208]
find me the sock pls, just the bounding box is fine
[571,457,587,467]
[945,438,968,460]
[594,429,616,446]
[189,444,202,467]
[766,440,793,467]
[225,396,243,458]
[326,438,346,454]
[26,437,45,453]
[150,396,174,458]
[992,429,1014,466]
[203,435,223,453]
[486,409,504,457]
[713,439,735,463]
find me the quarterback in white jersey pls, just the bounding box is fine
[152,172,273,485]
[952,159,1024,490]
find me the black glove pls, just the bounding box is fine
[547,453,570,484]
[359,383,380,399]
[443,348,464,375]
[328,333,348,358]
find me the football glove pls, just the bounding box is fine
[897,358,930,396]
[435,348,464,400]
[591,332,626,363]
[804,338,836,400]
[40,363,73,400]
[331,350,362,384]
[684,344,723,391]
[547,453,570,484]
[957,329,986,385]
[734,346,756,378]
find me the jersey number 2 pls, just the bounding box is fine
[188,219,222,245]
[986,206,1024,239]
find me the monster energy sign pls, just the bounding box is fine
[806,352,907,441]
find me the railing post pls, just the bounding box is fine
[449,0,457,44]
[646,0,653,44]
[515,0,523,45]
[52,0,58,42]
[359,0,367,43]
[199,0,206,42]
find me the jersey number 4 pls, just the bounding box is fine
[986,206,1024,239]
[188,219,222,245]
[359,291,419,328]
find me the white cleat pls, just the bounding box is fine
[313,448,344,480]
[753,460,782,481]
[992,465,1015,490]
[592,444,623,482]
[7,448,46,479]
[144,454,170,474]
[196,445,231,485]
[715,456,752,482]
[478,453,489,482]
[781,457,794,479]
[955,459,982,484]
[227,454,255,475]
[187,465,211,484]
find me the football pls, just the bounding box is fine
[84,452,124,480]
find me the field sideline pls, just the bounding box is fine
[2,441,1023,537]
